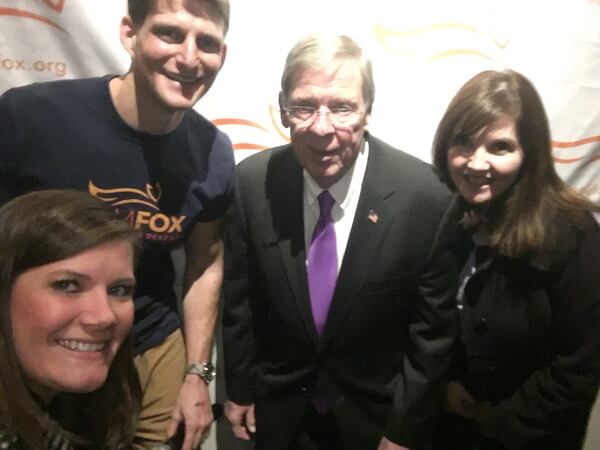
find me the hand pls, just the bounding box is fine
[377,437,410,450]
[167,375,213,450]
[462,398,494,437]
[445,381,494,437]
[445,380,476,418]
[224,400,256,440]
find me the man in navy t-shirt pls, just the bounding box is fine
[0,1,234,449]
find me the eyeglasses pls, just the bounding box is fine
[284,105,363,127]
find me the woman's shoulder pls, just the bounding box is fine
[546,211,600,267]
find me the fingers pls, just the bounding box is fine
[445,381,476,417]
[230,410,252,441]
[173,378,214,450]
[224,401,255,441]
[181,403,213,450]
[246,404,256,434]
[167,410,183,440]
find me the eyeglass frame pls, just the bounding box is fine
[283,104,365,127]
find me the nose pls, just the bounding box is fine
[175,37,198,68]
[79,290,118,329]
[467,147,490,171]
[308,110,336,136]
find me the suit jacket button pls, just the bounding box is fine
[300,386,307,392]
[473,317,488,335]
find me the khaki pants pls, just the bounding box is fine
[132,329,186,449]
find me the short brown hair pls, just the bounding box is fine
[0,190,141,449]
[128,0,230,35]
[432,70,599,256]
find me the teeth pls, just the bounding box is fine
[167,73,198,84]
[465,175,491,185]
[57,340,106,352]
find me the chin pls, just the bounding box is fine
[53,373,109,393]
[161,88,204,110]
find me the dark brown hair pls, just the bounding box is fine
[432,70,599,257]
[0,190,141,449]
[128,0,230,34]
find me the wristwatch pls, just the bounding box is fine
[185,362,216,385]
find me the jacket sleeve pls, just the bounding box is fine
[384,196,460,447]
[487,221,600,449]
[221,170,257,405]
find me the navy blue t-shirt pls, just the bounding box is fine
[0,76,235,354]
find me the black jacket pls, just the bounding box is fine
[435,214,600,450]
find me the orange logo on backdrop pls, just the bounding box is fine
[552,136,600,165]
[0,0,68,34]
[373,22,504,62]
[42,0,65,13]
[212,104,290,152]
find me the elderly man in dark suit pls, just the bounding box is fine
[222,34,458,450]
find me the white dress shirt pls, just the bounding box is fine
[303,141,369,273]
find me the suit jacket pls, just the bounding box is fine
[223,135,458,449]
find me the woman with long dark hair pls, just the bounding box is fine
[0,190,141,449]
[432,70,600,450]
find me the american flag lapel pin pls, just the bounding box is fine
[367,210,379,224]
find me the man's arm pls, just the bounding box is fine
[221,171,259,438]
[384,196,459,448]
[167,218,224,450]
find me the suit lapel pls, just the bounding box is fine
[264,147,319,345]
[321,139,399,344]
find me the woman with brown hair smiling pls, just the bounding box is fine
[431,70,600,450]
[0,190,141,449]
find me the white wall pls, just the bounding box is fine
[1,0,599,201]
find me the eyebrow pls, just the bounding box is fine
[48,269,90,280]
[47,270,135,284]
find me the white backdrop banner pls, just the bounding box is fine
[1,0,599,202]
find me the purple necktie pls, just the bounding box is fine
[307,190,337,336]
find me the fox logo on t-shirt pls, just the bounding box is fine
[88,181,186,241]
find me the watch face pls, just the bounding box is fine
[207,365,216,379]
[204,363,216,381]
[186,363,216,383]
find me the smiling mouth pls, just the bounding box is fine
[57,339,107,352]
[464,173,492,187]
[165,72,200,85]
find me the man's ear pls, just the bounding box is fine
[120,15,137,58]
[363,108,371,132]
[219,42,228,69]
[279,92,290,128]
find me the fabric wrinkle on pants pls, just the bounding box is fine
[132,329,186,449]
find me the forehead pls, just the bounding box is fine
[289,60,364,101]
[144,0,225,33]
[15,241,135,282]
[475,116,518,141]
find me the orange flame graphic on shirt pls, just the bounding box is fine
[88,181,162,210]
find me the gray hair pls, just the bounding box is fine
[280,34,375,111]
